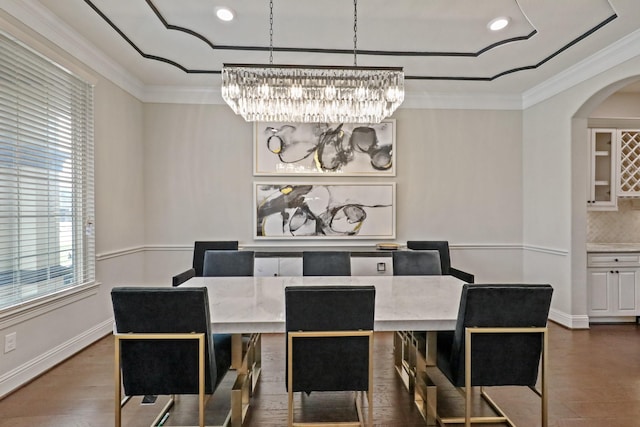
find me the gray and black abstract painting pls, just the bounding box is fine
[255,183,395,239]
[254,121,395,176]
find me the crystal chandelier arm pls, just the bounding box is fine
[220,0,404,123]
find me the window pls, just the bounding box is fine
[0,31,95,311]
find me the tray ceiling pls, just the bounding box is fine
[17,0,640,102]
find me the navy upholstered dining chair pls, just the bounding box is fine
[285,285,375,427]
[302,251,351,276]
[433,284,553,427]
[201,249,260,382]
[202,250,255,277]
[172,241,239,286]
[111,287,232,427]
[172,267,195,287]
[406,240,474,283]
[193,241,239,275]
[392,250,442,275]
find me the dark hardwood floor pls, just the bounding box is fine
[1,322,640,426]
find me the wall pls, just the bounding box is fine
[523,56,640,329]
[142,105,525,285]
[0,13,145,397]
[591,92,640,118]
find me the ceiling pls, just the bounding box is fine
[12,0,640,106]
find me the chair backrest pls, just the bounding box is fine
[285,285,375,393]
[172,268,196,287]
[111,287,218,395]
[202,250,254,276]
[445,284,553,387]
[392,250,442,276]
[192,241,239,276]
[406,241,451,274]
[302,251,351,276]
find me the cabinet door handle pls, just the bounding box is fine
[614,258,619,262]
[616,270,619,274]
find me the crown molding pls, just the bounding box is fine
[401,91,523,111]
[141,85,223,105]
[4,0,638,111]
[523,27,640,109]
[1,0,145,100]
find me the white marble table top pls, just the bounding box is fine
[181,275,465,333]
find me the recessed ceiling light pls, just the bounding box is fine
[488,17,510,31]
[216,7,235,22]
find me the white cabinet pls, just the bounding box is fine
[587,252,640,320]
[254,257,302,277]
[587,269,638,316]
[254,254,392,276]
[587,128,617,210]
[617,130,640,197]
[350,256,393,276]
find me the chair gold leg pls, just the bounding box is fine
[199,335,205,427]
[115,336,122,427]
[287,331,373,427]
[435,327,548,427]
[465,329,471,427]
[288,333,294,427]
[542,328,548,427]
[149,396,175,427]
[115,332,214,427]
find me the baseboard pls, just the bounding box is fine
[0,318,114,399]
[588,316,637,324]
[549,308,590,329]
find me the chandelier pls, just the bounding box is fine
[221,0,404,124]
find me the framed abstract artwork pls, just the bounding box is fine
[253,120,395,176]
[254,182,396,239]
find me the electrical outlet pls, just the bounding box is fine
[4,332,16,353]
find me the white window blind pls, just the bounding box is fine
[0,31,95,311]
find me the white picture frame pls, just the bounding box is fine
[253,120,396,176]
[254,182,396,239]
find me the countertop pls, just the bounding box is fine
[587,243,640,253]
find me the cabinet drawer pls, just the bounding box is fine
[588,253,640,267]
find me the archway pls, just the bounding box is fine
[571,75,640,324]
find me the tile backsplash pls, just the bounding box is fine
[587,199,640,243]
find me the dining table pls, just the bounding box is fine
[180,274,464,332]
[179,274,466,426]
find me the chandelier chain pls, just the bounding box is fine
[269,0,274,64]
[353,0,358,66]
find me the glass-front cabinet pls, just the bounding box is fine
[587,128,617,210]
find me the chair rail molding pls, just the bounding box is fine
[96,245,147,261]
[522,244,569,256]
